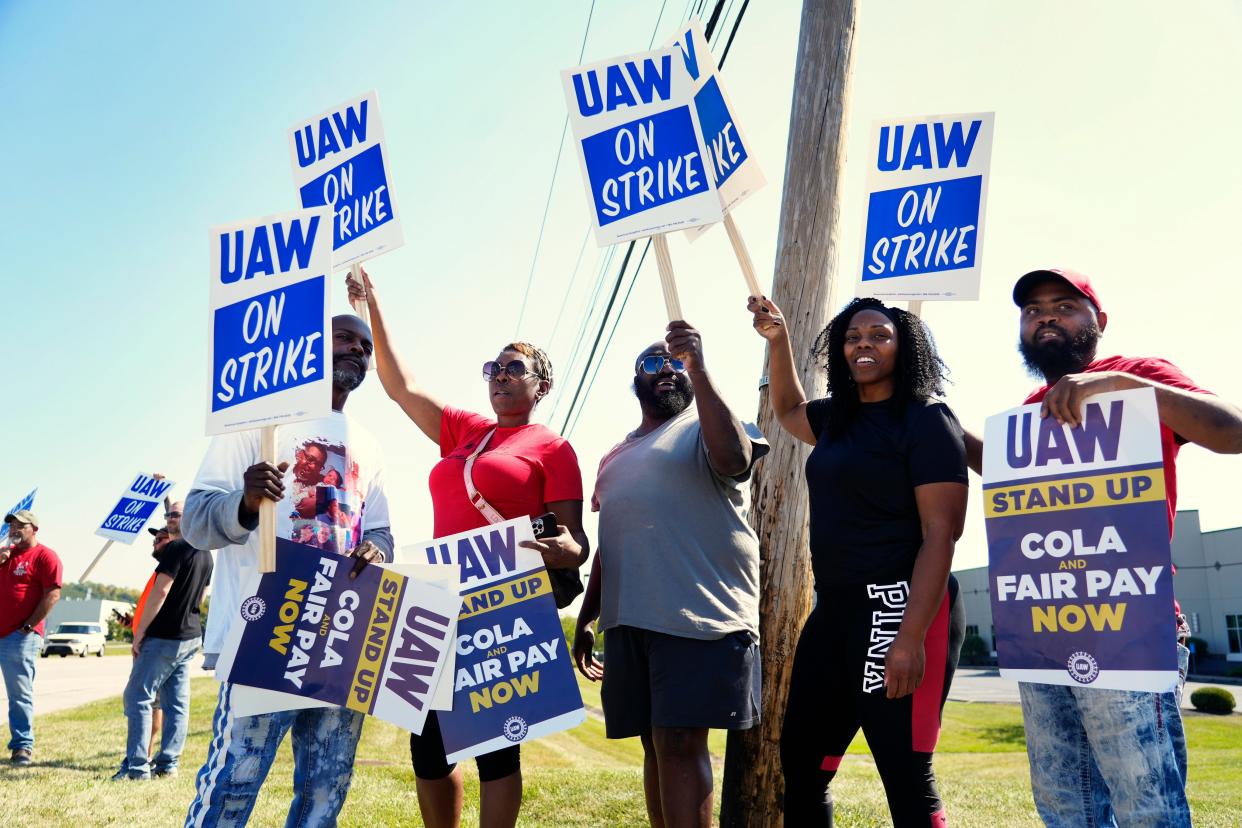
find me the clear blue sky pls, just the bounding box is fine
[4,1,1241,590]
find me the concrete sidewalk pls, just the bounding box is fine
[0,652,212,716]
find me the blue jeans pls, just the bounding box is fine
[184,682,365,828]
[121,636,201,776]
[0,630,41,751]
[1019,645,1192,828]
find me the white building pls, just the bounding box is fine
[955,510,1242,664]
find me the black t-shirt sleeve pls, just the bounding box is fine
[805,398,832,440]
[907,402,969,487]
[155,542,186,580]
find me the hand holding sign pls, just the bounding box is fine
[746,294,787,343]
[1040,372,1135,427]
[241,460,288,515]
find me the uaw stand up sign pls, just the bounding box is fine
[983,388,1178,692]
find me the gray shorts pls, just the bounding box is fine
[600,625,761,738]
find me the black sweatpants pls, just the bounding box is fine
[781,576,963,827]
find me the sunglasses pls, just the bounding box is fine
[482,360,537,382]
[165,511,182,519]
[637,356,686,375]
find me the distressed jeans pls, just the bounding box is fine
[0,630,41,751]
[121,636,201,776]
[1020,645,1192,828]
[184,682,365,828]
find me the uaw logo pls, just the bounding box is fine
[239,596,267,622]
[1067,651,1100,684]
[503,716,529,743]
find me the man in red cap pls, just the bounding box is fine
[965,268,1242,827]
[0,509,62,766]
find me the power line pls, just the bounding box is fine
[567,240,652,437]
[513,0,598,338]
[546,227,594,348]
[558,241,639,435]
[553,0,750,433]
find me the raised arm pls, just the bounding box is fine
[347,268,446,444]
[748,296,815,445]
[667,321,751,477]
[1040,371,1242,454]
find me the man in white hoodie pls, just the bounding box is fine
[181,314,392,828]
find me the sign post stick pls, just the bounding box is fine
[259,425,277,573]
[78,539,115,583]
[723,213,764,298]
[652,234,683,321]
[348,264,370,326]
[908,301,924,317]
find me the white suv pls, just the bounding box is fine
[42,622,107,658]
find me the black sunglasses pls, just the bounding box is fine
[165,511,182,519]
[636,356,686,375]
[482,360,537,382]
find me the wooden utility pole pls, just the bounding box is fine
[720,1,857,825]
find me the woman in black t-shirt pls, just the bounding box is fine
[748,295,968,827]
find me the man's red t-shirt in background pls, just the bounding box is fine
[0,543,63,637]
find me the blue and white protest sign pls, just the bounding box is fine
[857,112,994,301]
[4,488,36,517]
[216,539,460,732]
[289,90,405,271]
[983,388,1178,692]
[207,208,333,435]
[564,47,723,247]
[665,20,764,239]
[421,517,585,763]
[94,473,174,544]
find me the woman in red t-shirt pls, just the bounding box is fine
[348,269,589,828]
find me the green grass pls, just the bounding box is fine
[0,678,1238,826]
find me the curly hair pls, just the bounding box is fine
[503,342,554,390]
[810,297,949,436]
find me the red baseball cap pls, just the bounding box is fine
[1012,268,1103,313]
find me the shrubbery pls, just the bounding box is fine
[1189,686,1236,715]
[959,634,990,666]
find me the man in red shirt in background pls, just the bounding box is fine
[965,268,1242,827]
[0,509,62,766]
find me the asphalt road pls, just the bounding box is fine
[0,651,212,716]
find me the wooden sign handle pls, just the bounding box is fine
[651,234,683,322]
[723,213,765,298]
[908,300,924,318]
[349,264,371,326]
[78,539,114,583]
[259,425,277,573]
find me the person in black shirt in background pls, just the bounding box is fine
[111,500,213,781]
[748,296,968,827]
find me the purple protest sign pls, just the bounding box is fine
[215,539,460,734]
[982,388,1179,692]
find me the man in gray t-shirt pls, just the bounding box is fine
[575,321,767,828]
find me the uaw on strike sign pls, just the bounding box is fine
[983,388,1178,692]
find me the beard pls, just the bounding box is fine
[634,374,694,418]
[1019,322,1100,379]
[333,356,365,392]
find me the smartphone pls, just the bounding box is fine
[531,512,559,539]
